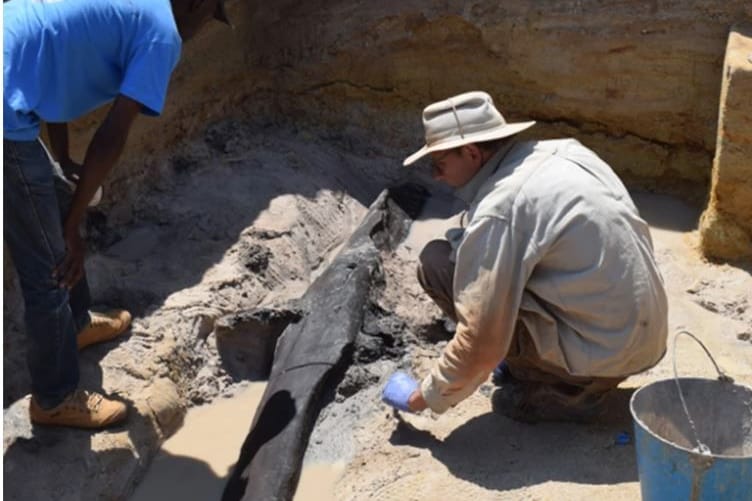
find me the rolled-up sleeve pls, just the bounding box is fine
[421,215,533,413]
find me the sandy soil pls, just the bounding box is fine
[121,184,751,501]
[303,191,752,501]
[3,119,409,501]
[4,117,749,500]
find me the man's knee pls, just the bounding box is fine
[418,239,453,279]
[416,239,457,321]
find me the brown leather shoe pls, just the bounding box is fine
[29,390,127,429]
[77,309,132,350]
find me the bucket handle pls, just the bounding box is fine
[672,330,734,454]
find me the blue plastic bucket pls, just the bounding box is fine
[630,333,752,501]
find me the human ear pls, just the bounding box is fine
[465,144,482,163]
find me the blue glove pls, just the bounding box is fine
[492,360,511,385]
[382,371,418,412]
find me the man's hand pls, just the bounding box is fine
[54,223,86,289]
[383,372,427,412]
[47,122,82,182]
[60,158,83,183]
[407,388,428,412]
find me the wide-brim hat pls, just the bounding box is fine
[403,91,535,166]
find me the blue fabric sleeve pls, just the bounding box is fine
[120,42,181,116]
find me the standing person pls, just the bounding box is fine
[3,0,231,428]
[382,91,668,422]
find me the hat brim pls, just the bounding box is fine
[402,121,536,167]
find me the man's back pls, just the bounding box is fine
[3,0,181,141]
[468,139,668,377]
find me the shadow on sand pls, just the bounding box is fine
[389,387,639,492]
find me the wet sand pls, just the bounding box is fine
[332,191,752,501]
[131,382,344,501]
[129,191,750,501]
[131,383,267,501]
[294,462,347,501]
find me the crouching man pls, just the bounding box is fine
[383,91,668,423]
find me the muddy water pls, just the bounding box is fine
[131,382,343,500]
[130,383,267,500]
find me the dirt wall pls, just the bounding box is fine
[10,0,750,351]
[59,0,751,210]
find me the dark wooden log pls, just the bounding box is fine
[222,184,427,501]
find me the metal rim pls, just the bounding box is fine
[630,377,752,460]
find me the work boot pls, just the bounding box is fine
[491,380,610,424]
[77,309,132,350]
[29,390,127,429]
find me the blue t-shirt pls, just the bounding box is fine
[3,0,182,141]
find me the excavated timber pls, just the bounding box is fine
[222,184,427,501]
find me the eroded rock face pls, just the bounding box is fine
[700,25,752,260]
[10,1,747,374]
[6,0,746,282]
[55,0,751,207]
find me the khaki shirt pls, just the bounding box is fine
[421,139,668,413]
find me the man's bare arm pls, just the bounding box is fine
[55,95,142,287]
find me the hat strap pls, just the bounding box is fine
[448,99,465,139]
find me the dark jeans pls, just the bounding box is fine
[4,139,91,409]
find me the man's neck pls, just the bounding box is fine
[455,139,516,204]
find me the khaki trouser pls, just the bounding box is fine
[417,239,624,396]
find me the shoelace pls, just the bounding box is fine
[90,314,112,327]
[63,390,103,412]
